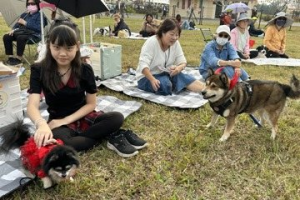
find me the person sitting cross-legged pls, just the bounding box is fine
[199,25,250,81]
[230,13,258,59]
[136,18,205,96]
[139,14,159,37]
[264,12,293,58]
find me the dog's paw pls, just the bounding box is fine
[42,177,53,189]
[270,133,276,140]
[219,135,229,142]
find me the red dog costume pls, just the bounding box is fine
[20,138,64,178]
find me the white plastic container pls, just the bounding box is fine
[0,74,23,128]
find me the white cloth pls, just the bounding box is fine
[136,35,187,81]
[237,29,247,52]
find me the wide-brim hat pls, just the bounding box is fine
[267,12,293,28]
[235,13,251,25]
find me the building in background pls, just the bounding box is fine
[169,0,258,20]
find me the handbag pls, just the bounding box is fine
[13,28,36,37]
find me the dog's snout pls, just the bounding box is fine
[201,91,207,96]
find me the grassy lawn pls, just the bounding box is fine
[1,15,300,199]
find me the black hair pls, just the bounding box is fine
[175,14,181,22]
[48,17,81,41]
[40,25,81,95]
[145,14,153,18]
[156,18,181,38]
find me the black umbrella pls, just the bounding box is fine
[43,0,109,18]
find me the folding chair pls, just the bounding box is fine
[23,37,41,65]
[200,28,214,43]
[14,2,55,65]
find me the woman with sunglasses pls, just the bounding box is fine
[264,12,293,58]
[199,25,250,81]
[3,0,43,66]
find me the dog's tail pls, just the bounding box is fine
[283,74,300,99]
[0,120,31,153]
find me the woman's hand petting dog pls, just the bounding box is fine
[34,124,53,147]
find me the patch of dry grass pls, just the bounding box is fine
[1,15,300,199]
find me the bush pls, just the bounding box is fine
[262,14,273,21]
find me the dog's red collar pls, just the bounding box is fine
[215,67,239,90]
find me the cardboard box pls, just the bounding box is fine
[82,43,122,80]
[0,75,23,128]
[0,62,18,76]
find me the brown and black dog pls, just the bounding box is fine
[201,68,300,141]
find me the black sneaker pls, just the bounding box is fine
[107,134,138,158]
[7,57,22,66]
[123,130,148,150]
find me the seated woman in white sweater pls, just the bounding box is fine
[136,18,204,96]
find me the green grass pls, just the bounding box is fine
[1,15,300,199]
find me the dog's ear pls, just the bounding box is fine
[256,45,262,51]
[207,68,214,77]
[220,72,229,86]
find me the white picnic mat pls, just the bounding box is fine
[0,91,142,198]
[243,58,300,66]
[99,68,208,109]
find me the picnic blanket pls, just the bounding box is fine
[0,149,31,198]
[128,32,147,40]
[99,68,208,109]
[242,58,300,66]
[0,91,142,198]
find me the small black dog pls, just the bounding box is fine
[0,120,80,189]
[255,45,268,58]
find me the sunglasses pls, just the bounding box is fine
[218,33,229,38]
[27,2,36,5]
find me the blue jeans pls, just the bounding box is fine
[137,72,196,96]
[200,66,249,81]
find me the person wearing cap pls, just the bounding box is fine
[264,12,293,58]
[199,25,249,81]
[230,13,258,59]
[136,18,205,96]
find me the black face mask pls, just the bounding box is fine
[276,19,286,27]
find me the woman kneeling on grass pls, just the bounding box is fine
[27,25,147,158]
[136,18,204,96]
